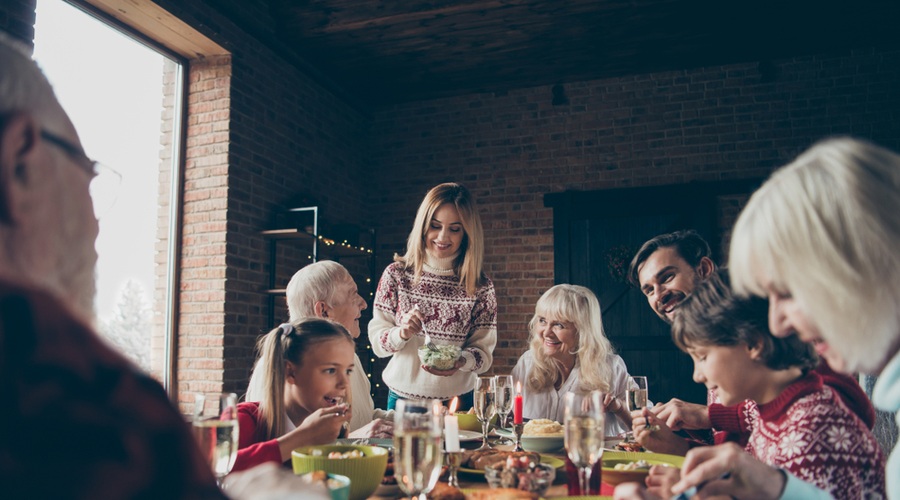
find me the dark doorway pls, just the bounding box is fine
[545,180,760,405]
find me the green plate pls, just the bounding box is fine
[459,455,565,475]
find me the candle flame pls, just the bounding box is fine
[448,396,459,414]
[516,380,522,393]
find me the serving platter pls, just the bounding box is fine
[458,455,565,475]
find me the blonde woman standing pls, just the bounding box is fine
[369,183,497,410]
[512,284,638,436]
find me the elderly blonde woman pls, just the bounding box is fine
[512,284,638,436]
[631,137,900,500]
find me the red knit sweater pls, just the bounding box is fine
[232,402,284,472]
[704,361,876,448]
[740,372,886,499]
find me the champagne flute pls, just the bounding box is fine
[192,392,239,488]
[394,399,443,499]
[492,375,514,445]
[473,376,495,450]
[564,391,605,495]
[626,376,649,412]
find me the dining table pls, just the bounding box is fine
[366,436,617,499]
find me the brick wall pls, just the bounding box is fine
[7,0,900,410]
[148,0,371,405]
[370,47,900,391]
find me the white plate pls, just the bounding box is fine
[458,429,483,442]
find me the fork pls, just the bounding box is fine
[415,304,438,351]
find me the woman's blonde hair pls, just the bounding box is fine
[245,318,354,440]
[729,137,900,373]
[395,183,485,295]
[525,284,616,393]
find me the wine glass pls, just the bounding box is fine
[473,376,495,450]
[393,399,443,499]
[564,391,605,495]
[492,375,514,445]
[192,392,239,487]
[626,376,649,412]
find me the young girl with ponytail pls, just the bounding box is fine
[232,318,355,471]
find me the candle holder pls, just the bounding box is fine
[512,422,525,452]
[445,451,464,488]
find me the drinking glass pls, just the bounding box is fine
[393,399,443,499]
[564,391,605,495]
[492,375,514,445]
[192,392,239,487]
[626,376,649,412]
[473,376,495,450]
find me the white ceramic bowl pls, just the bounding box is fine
[495,428,564,453]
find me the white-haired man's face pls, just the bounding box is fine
[323,270,367,338]
[0,104,99,319]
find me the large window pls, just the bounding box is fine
[34,0,185,387]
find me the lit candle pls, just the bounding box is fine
[444,414,460,452]
[448,396,459,415]
[514,381,524,424]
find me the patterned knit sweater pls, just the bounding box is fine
[738,371,886,499]
[368,254,497,400]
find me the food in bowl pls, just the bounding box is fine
[615,441,646,452]
[310,449,364,459]
[613,459,651,471]
[484,456,556,496]
[462,449,540,470]
[292,444,389,500]
[418,344,461,370]
[522,418,563,436]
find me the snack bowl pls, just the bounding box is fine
[418,345,461,370]
[484,461,556,497]
[292,445,388,500]
[455,411,498,432]
[601,451,684,487]
[495,428,564,453]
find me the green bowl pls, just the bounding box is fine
[292,445,388,500]
[455,411,498,432]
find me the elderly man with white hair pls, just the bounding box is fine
[287,260,393,438]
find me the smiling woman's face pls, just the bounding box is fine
[764,283,846,372]
[425,203,465,258]
[535,314,578,361]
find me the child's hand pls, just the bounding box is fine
[645,464,682,499]
[652,398,711,431]
[632,409,690,456]
[298,403,351,443]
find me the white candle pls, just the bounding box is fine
[444,415,461,452]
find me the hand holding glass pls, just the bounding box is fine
[564,391,605,495]
[627,376,649,412]
[192,392,239,487]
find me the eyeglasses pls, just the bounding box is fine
[40,130,122,218]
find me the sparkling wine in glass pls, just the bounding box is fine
[564,391,605,495]
[393,399,443,499]
[473,376,495,450]
[192,392,239,487]
[626,376,649,412]
[492,375,514,445]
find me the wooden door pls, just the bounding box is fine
[545,181,759,406]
